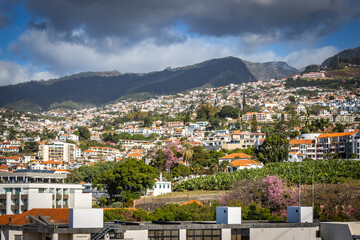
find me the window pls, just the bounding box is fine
[149,230,179,240]
[231,229,249,240]
[187,229,221,240]
[14,235,22,240]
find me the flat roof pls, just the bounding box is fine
[0,171,67,179]
[0,220,320,234]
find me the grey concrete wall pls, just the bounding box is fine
[250,227,317,240]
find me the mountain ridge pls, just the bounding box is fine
[0,56,299,112]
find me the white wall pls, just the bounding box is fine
[221,229,231,240]
[124,230,148,240]
[28,193,52,210]
[153,182,171,196]
[250,227,317,240]
[69,209,103,228]
[69,192,92,208]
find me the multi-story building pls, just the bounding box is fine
[221,130,266,150]
[301,72,325,78]
[316,130,360,159]
[58,134,79,142]
[38,141,77,162]
[0,170,92,215]
[290,129,360,160]
[242,112,272,122]
[88,146,121,158]
[165,121,184,128]
[289,139,316,159]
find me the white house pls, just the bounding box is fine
[147,174,171,197]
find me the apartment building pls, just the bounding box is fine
[301,72,325,78]
[221,130,266,150]
[289,139,316,159]
[316,130,359,159]
[0,170,92,215]
[242,112,273,122]
[88,146,121,158]
[290,129,360,160]
[165,121,184,128]
[38,141,79,162]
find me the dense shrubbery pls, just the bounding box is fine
[103,201,287,222]
[173,160,360,191]
[103,202,216,222]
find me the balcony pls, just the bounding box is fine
[11,205,19,210]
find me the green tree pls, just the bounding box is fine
[144,117,152,128]
[94,159,158,202]
[172,165,192,178]
[254,135,289,164]
[23,142,39,153]
[75,126,91,140]
[250,114,258,132]
[333,123,345,132]
[217,105,239,119]
[67,161,117,183]
[183,113,191,124]
[182,143,194,165]
[288,95,296,103]
[196,104,219,120]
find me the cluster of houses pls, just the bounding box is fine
[0,78,359,174]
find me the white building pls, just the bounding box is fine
[0,170,92,215]
[147,174,171,197]
[59,134,79,142]
[38,141,78,162]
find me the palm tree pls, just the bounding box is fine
[219,161,229,173]
[182,142,193,167]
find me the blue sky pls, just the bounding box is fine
[0,0,359,86]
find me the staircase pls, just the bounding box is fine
[91,225,116,240]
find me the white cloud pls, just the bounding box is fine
[0,28,341,86]
[284,46,339,69]
[0,60,57,86]
[9,29,237,75]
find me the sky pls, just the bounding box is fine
[0,0,359,86]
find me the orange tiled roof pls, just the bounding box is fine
[0,208,69,225]
[230,159,261,167]
[41,161,62,165]
[6,156,22,159]
[317,129,359,139]
[289,139,314,145]
[180,200,204,207]
[128,153,143,157]
[289,152,304,155]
